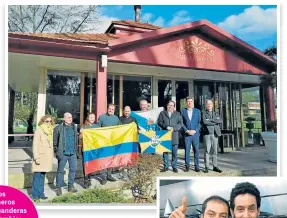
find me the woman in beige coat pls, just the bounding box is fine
[31,115,55,200]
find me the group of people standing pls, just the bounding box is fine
[30,103,140,201]
[30,97,223,201]
[158,97,223,174]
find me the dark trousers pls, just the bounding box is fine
[185,135,200,169]
[32,172,46,199]
[56,154,77,188]
[98,169,112,180]
[163,144,178,168]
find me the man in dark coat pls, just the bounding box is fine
[181,97,201,172]
[158,100,183,173]
[119,106,140,130]
[201,99,223,173]
[119,105,140,180]
[53,112,79,196]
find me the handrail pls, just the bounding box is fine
[8,134,34,136]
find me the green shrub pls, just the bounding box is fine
[50,188,130,204]
[125,154,162,203]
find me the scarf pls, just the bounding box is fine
[40,124,54,143]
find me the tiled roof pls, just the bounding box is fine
[111,20,161,30]
[8,32,119,45]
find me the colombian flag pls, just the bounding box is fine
[139,130,172,154]
[82,123,139,174]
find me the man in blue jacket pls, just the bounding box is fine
[181,97,201,172]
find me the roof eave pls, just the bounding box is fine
[9,36,110,60]
[109,19,276,67]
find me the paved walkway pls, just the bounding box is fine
[158,147,277,176]
[8,145,276,202]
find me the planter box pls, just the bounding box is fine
[261,132,277,163]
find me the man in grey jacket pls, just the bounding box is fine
[158,100,183,173]
[201,100,222,173]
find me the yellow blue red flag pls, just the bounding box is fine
[83,123,139,174]
[139,130,172,154]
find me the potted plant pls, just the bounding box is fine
[267,120,277,133]
[261,120,277,163]
[245,117,256,145]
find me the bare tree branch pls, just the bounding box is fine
[8,17,23,32]
[34,5,50,32]
[9,5,102,33]
[72,8,91,33]
[40,13,56,33]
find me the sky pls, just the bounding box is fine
[97,5,277,52]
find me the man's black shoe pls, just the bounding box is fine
[107,175,117,182]
[97,176,107,185]
[40,196,48,200]
[203,167,209,173]
[56,187,62,196]
[195,168,201,172]
[185,166,190,172]
[68,186,78,193]
[83,179,91,189]
[173,168,178,173]
[213,167,222,173]
[160,168,168,172]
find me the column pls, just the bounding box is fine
[8,85,15,143]
[119,75,123,116]
[36,68,47,125]
[152,77,158,109]
[265,87,276,121]
[80,72,85,125]
[259,86,267,131]
[188,80,194,98]
[171,80,176,103]
[95,57,107,120]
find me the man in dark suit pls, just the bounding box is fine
[201,99,222,173]
[158,100,183,173]
[181,97,201,172]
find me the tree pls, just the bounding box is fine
[8,5,102,33]
[261,45,277,89]
[263,45,277,60]
[14,92,37,126]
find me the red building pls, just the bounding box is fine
[8,6,276,147]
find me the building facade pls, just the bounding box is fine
[8,7,276,148]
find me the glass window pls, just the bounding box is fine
[158,80,172,109]
[83,72,96,121]
[46,70,81,125]
[107,75,120,116]
[107,75,152,116]
[123,75,151,111]
[176,81,189,111]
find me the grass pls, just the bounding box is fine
[13,127,27,133]
[49,188,133,204]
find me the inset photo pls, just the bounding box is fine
[158,178,287,217]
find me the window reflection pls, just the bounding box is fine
[158,80,172,109]
[46,70,81,125]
